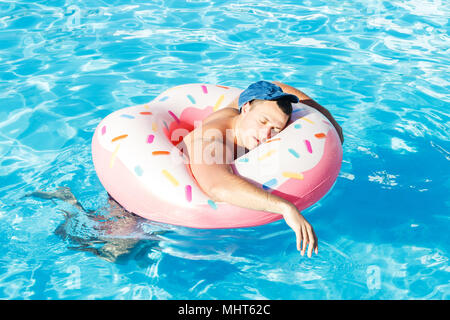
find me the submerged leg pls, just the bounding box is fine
[26,186,143,262]
[24,186,89,213]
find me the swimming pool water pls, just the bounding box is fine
[0,0,449,299]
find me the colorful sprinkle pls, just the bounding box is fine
[159,96,169,102]
[147,134,154,144]
[187,94,196,104]
[185,185,192,202]
[294,123,302,129]
[213,94,225,111]
[109,144,120,168]
[152,122,158,132]
[258,149,276,161]
[120,114,135,119]
[140,111,152,115]
[152,151,170,156]
[238,158,249,163]
[111,134,128,142]
[288,148,300,158]
[216,85,229,89]
[163,120,169,130]
[168,110,180,123]
[262,178,278,190]
[301,117,315,124]
[101,126,106,135]
[143,104,150,109]
[282,171,304,180]
[265,138,281,143]
[134,165,143,176]
[292,109,302,114]
[201,85,208,94]
[162,169,179,186]
[305,139,313,153]
[208,199,217,209]
[315,133,326,139]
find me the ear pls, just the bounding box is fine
[241,102,251,114]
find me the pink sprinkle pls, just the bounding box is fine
[147,134,154,143]
[101,126,106,135]
[185,185,192,202]
[201,85,208,94]
[168,110,180,123]
[305,139,312,153]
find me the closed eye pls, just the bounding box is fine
[261,117,281,132]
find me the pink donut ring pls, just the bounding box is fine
[91,83,343,229]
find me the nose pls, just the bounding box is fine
[259,126,272,142]
[266,127,273,139]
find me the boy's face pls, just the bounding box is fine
[239,100,289,150]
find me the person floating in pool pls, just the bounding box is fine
[29,80,343,261]
[179,80,343,258]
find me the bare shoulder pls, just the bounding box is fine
[202,107,237,124]
[183,119,234,165]
[183,107,237,149]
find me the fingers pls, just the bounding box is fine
[306,225,315,258]
[299,224,319,258]
[301,225,307,256]
[288,212,319,258]
[296,231,301,251]
[313,228,319,255]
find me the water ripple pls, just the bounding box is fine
[0,0,449,299]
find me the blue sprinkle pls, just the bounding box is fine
[207,200,217,210]
[120,114,135,119]
[163,120,169,130]
[262,178,278,190]
[288,148,300,158]
[159,96,169,102]
[187,94,196,104]
[134,165,143,176]
[292,109,302,114]
[238,158,249,163]
[294,123,302,129]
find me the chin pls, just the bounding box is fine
[247,141,258,150]
[242,136,259,150]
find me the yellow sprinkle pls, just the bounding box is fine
[213,94,225,111]
[162,169,179,186]
[300,117,315,124]
[152,122,158,132]
[109,144,120,168]
[144,104,150,109]
[258,149,277,161]
[282,171,304,180]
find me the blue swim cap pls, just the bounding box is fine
[238,80,299,111]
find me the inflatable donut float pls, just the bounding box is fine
[91,83,343,229]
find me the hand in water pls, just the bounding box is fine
[282,205,318,258]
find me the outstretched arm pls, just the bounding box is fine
[184,134,318,257]
[272,81,344,144]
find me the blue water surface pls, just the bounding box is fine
[0,0,449,299]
